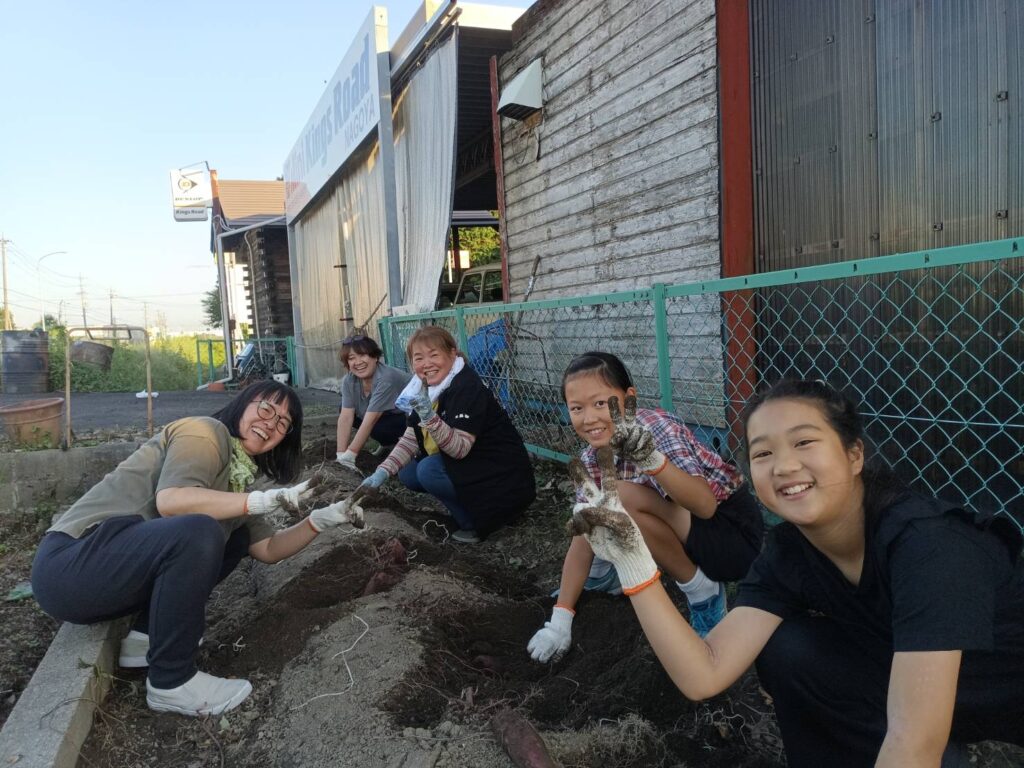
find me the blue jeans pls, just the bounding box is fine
[397,454,473,530]
[32,514,248,688]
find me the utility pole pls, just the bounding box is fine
[1,234,11,330]
[143,301,149,331]
[108,289,115,325]
[79,274,88,327]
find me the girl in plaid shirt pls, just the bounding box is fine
[528,352,764,663]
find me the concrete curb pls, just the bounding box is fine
[0,617,128,768]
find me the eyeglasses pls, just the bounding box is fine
[342,334,367,345]
[254,400,294,435]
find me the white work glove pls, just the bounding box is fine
[608,395,667,474]
[527,606,574,663]
[568,447,659,591]
[308,487,370,532]
[336,450,358,471]
[247,479,315,516]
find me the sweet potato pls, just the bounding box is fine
[490,707,557,768]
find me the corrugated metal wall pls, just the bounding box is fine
[749,0,1023,513]
[751,0,1022,264]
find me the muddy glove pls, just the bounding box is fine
[608,395,667,475]
[527,606,574,662]
[409,377,436,423]
[409,380,438,428]
[336,450,359,471]
[568,447,659,592]
[360,467,389,490]
[308,487,369,532]
[247,479,315,516]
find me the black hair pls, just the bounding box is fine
[339,335,383,367]
[211,380,303,484]
[740,379,907,520]
[561,351,634,400]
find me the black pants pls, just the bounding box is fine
[757,615,1021,768]
[353,411,407,446]
[32,514,248,688]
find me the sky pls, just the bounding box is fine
[0,0,525,334]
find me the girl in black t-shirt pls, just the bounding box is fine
[568,379,1024,767]
[359,327,535,543]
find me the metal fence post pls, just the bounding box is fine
[455,308,469,352]
[652,282,673,411]
[378,318,394,365]
[195,338,202,388]
[286,336,296,381]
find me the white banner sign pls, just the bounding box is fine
[170,168,211,222]
[283,8,386,223]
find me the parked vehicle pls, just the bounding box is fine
[436,264,504,309]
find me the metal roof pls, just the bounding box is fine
[216,180,286,229]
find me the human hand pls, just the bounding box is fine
[336,450,359,472]
[568,447,658,591]
[308,486,370,532]
[247,478,316,516]
[409,377,435,423]
[527,606,573,662]
[608,395,667,474]
[360,467,389,490]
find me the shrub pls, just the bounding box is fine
[47,330,220,392]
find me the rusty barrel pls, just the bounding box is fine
[1,329,50,394]
[70,340,114,370]
[0,396,64,448]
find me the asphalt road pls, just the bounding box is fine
[0,388,340,434]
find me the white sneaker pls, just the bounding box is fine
[146,671,252,716]
[119,630,203,668]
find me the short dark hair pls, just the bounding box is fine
[211,380,303,483]
[561,351,634,400]
[339,336,383,368]
[740,379,906,520]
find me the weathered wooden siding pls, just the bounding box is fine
[243,227,294,338]
[496,0,726,429]
[499,0,721,300]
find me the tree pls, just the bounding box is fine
[455,226,501,267]
[0,305,15,329]
[201,287,222,329]
[32,314,61,331]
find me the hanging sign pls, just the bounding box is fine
[170,167,211,222]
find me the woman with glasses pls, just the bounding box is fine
[335,333,411,471]
[31,381,365,717]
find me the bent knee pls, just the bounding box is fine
[165,515,227,560]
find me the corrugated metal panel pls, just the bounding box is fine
[875,0,1017,252]
[753,0,1023,263]
[751,0,878,271]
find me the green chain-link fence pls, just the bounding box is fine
[380,238,1023,528]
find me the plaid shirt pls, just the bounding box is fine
[576,407,742,504]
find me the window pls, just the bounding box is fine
[482,269,504,302]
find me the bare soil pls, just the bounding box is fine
[2,438,1022,767]
[0,515,61,728]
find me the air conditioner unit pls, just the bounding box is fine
[498,59,543,120]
